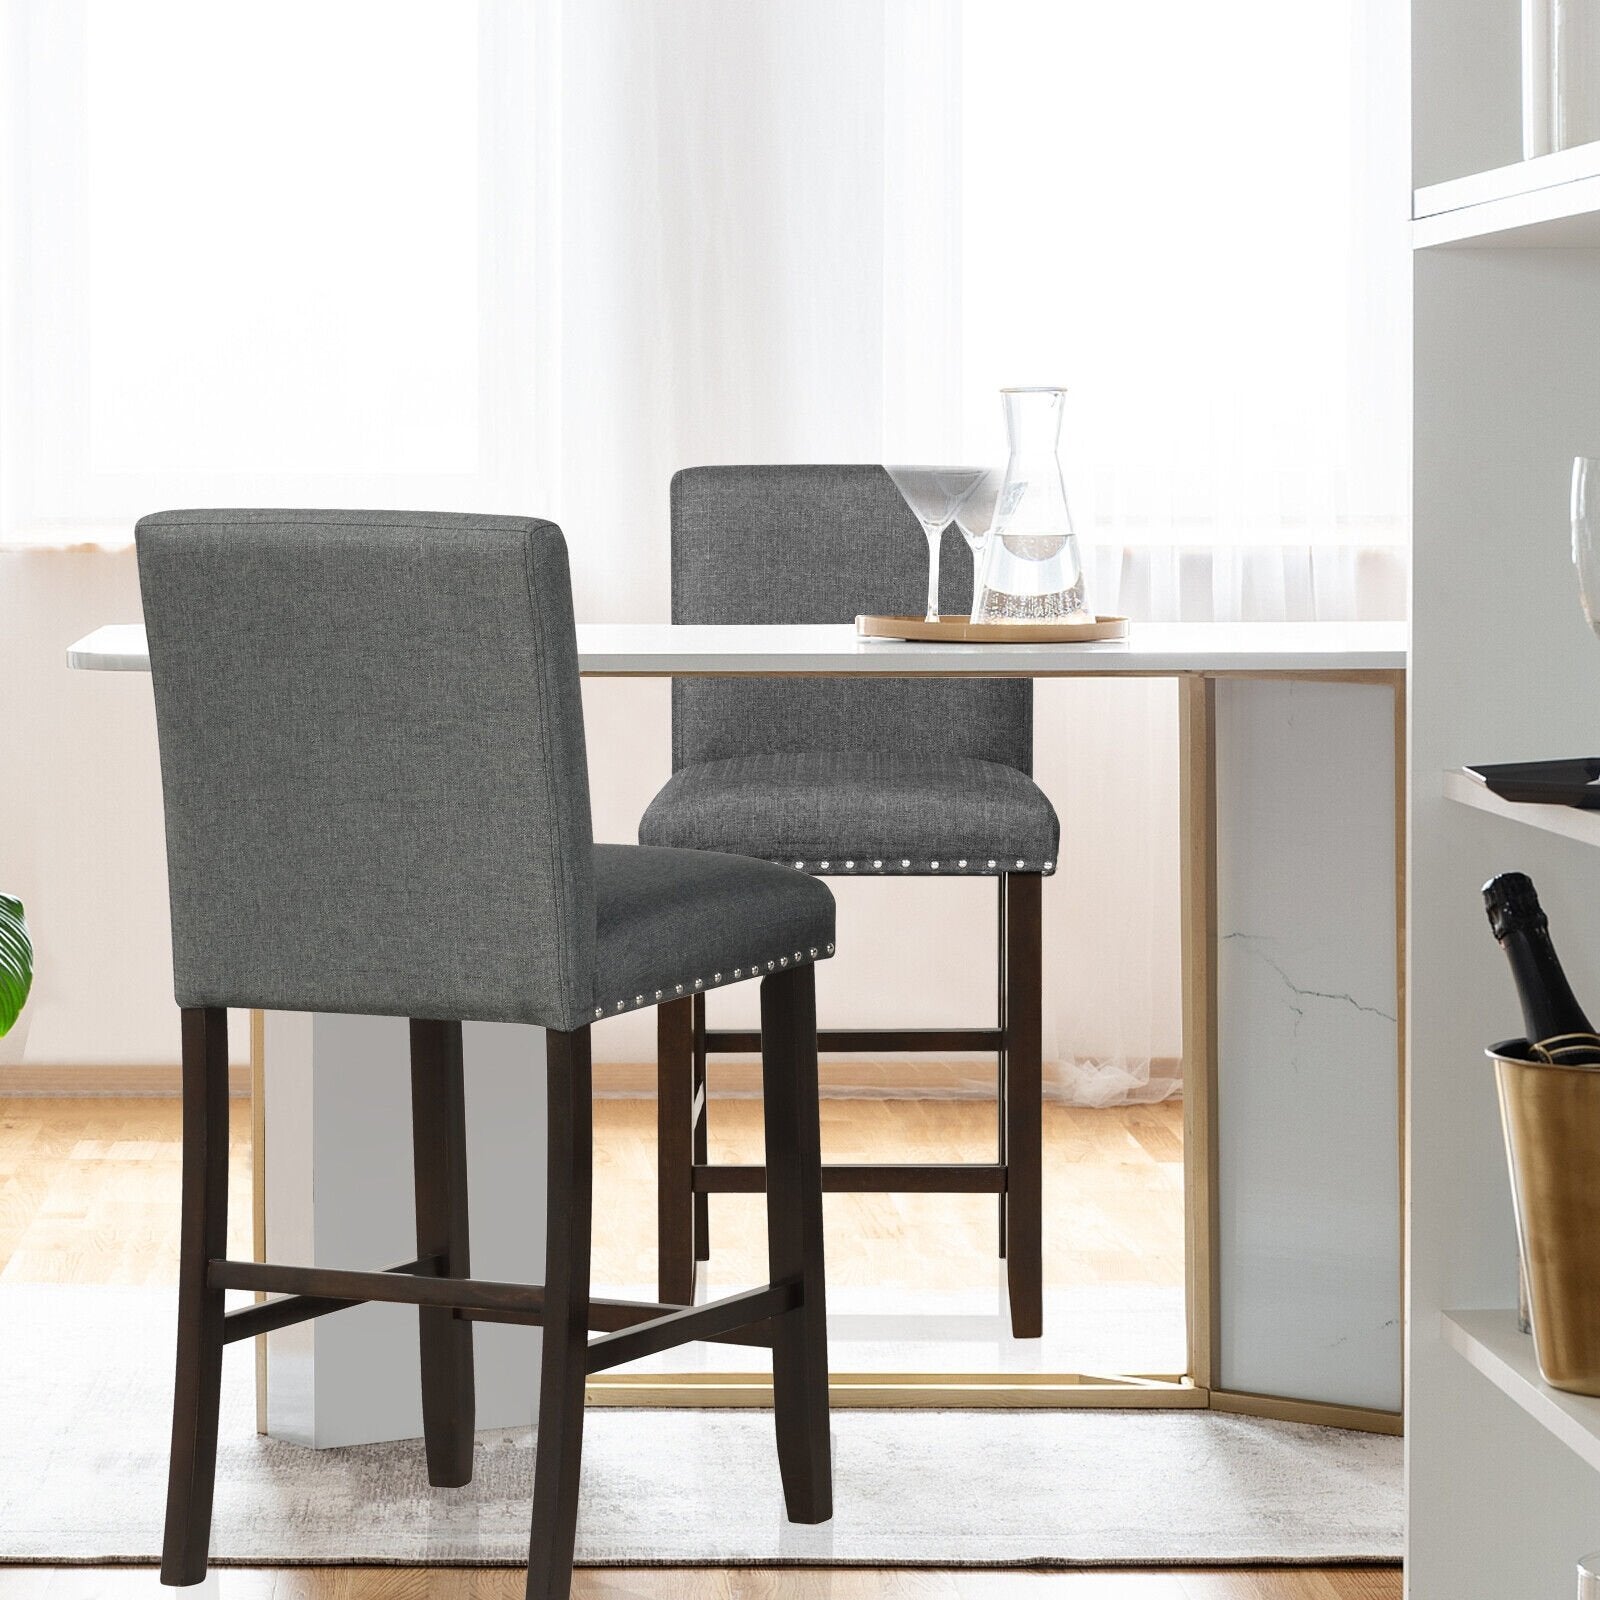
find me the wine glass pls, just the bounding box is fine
[953,467,1004,618]
[1573,458,1600,814]
[1574,457,1600,634]
[885,465,990,623]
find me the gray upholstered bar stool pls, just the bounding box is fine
[640,465,1057,1338]
[136,509,833,1600]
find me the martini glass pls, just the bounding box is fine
[886,465,990,622]
[953,467,1005,619]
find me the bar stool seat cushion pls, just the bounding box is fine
[638,752,1060,877]
[590,843,836,1020]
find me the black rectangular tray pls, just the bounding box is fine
[1465,757,1600,808]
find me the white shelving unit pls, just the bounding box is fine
[1418,139,1600,215]
[1442,1311,1600,1476]
[1414,141,1600,247]
[1443,768,1600,847]
[1412,5,1600,1593]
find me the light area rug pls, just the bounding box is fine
[0,1287,1401,1566]
[605,1278,1187,1380]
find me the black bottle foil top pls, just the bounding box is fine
[1483,871,1546,943]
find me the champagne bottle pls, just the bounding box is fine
[1483,871,1600,1064]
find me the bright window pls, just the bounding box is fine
[1,1,543,543]
[958,0,1409,546]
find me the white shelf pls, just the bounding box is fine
[1417,141,1600,216]
[1443,767,1600,846]
[1414,141,1600,247]
[1443,1310,1600,1473]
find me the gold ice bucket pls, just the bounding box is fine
[1491,1039,1600,1395]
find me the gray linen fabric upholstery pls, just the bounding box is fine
[590,845,834,1018]
[645,465,1058,877]
[639,753,1058,875]
[668,465,1033,771]
[137,509,834,1033]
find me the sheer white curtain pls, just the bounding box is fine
[0,1,552,542]
[549,0,1407,1103]
[957,1,1410,552]
[969,0,1408,1104]
[549,0,964,620]
[3,0,1407,1099]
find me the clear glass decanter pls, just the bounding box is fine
[971,387,1092,624]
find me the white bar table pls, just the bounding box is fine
[68,619,1408,1439]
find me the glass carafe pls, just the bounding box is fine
[971,387,1092,624]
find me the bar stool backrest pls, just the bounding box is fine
[670,465,1034,773]
[136,509,598,1030]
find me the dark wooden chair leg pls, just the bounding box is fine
[1004,872,1044,1339]
[161,1006,230,1586]
[656,997,697,1305]
[410,1018,475,1487]
[692,992,710,1263]
[996,873,1009,1260]
[759,965,833,1524]
[526,1026,594,1600]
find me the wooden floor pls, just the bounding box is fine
[0,1095,254,1283]
[0,1095,1398,1598]
[0,1094,1184,1294]
[591,1094,1184,1293]
[0,1564,1401,1597]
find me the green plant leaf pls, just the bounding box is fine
[0,893,33,1038]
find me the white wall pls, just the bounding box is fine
[3,548,1184,1076]
[1,547,185,1068]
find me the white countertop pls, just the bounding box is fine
[66,620,1406,677]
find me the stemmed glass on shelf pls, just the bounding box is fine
[1574,457,1600,635]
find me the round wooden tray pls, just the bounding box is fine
[855,613,1129,644]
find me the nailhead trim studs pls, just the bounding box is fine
[779,854,1054,875]
[593,942,836,1022]
[579,842,1058,1026]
